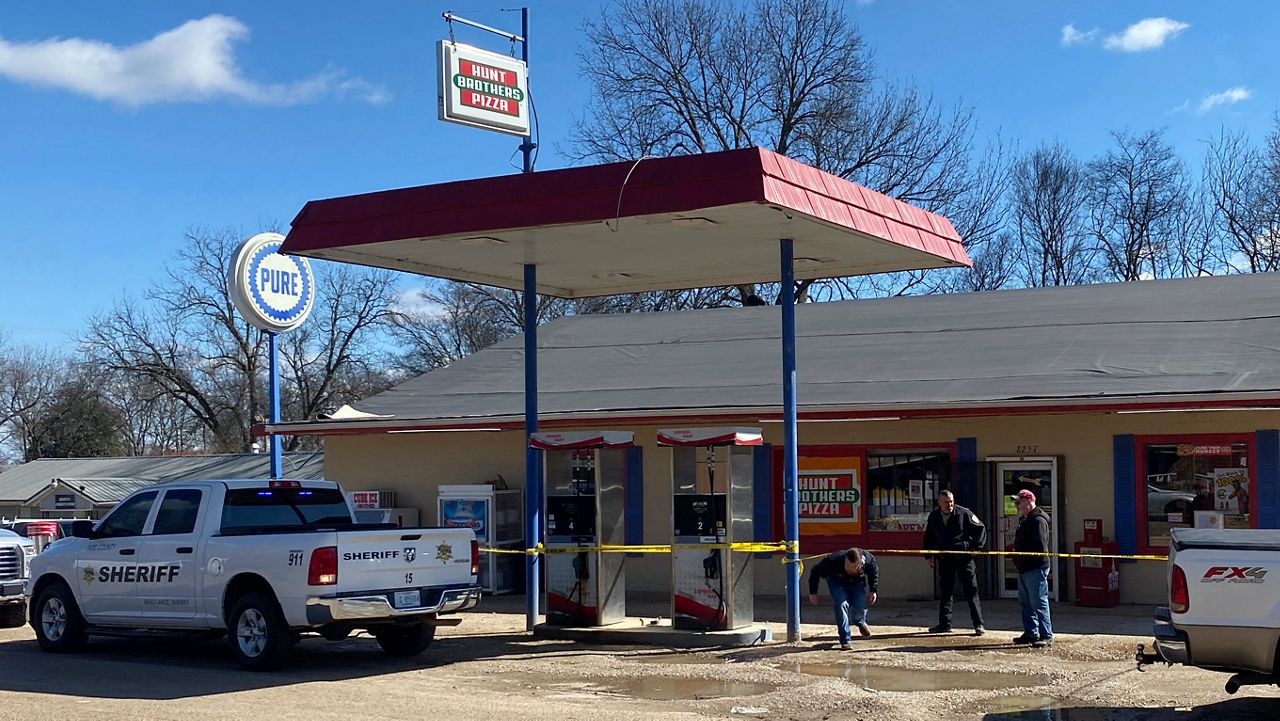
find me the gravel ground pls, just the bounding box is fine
[1,600,1276,721]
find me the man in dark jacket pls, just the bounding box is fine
[807,547,878,650]
[1012,489,1053,647]
[922,490,987,635]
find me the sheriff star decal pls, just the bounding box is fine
[436,542,452,564]
[83,566,95,584]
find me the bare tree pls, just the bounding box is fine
[1203,127,1280,273]
[569,0,1001,302]
[1086,129,1188,281]
[278,265,401,449]
[0,333,65,461]
[82,229,402,453]
[1011,143,1097,287]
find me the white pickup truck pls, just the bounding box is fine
[1,529,36,628]
[1138,527,1280,693]
[25,479,481,670]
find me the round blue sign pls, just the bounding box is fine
[229,233,315,332]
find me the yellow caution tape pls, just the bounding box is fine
[479,543,1167,562]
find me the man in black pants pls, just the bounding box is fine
[922,490,987,635]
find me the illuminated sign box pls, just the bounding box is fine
[437,40,530,137]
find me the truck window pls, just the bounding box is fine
[97,491,159,538]
[219,488,353,533]
[151,489,204,535]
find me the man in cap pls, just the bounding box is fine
[922,490,987,635]
[1012,489,1053,647]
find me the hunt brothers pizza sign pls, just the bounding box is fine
[437,41,530,136]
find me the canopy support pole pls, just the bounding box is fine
[524,262,541,631]
[780,239,801,643]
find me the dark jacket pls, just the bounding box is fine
[808,549,879,595]
[1012,507,1051,572]
[922,504,987,559]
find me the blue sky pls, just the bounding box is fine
[1,1,1275,349]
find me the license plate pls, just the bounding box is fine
[394,590,420,608]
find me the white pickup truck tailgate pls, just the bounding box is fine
[336,528,475,596]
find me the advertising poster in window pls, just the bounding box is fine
[798,455,863,537]
[440,498,489,541]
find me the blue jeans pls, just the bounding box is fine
[1017,567,1053,640]
[828,578,869,644]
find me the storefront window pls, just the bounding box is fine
[1144,441,1250,546]
[866,450,951,533]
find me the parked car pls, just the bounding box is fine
[26,480,481,670]
[1147,484,1197,519]
[1137,527,1280,693]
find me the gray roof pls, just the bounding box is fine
[0,452,324,503]
[347,272,1280,425]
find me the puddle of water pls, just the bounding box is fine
[509,674,774,701]
[776,662,1049,692]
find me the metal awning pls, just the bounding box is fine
[282,147,968,296]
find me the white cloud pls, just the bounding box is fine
[1060,24,1100,47]
[1198,86,1251,114]
[393,289,445,320]
[1103,17,1189,52]
[0,15,389,106]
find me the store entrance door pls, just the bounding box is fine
[990,457,1059,600]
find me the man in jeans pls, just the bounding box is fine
[1012,489,1053,647]
[807,547,879,650]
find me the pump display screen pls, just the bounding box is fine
[546,496,597,542]
[673,494,726,539]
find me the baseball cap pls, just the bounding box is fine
[1013,489,1036,503]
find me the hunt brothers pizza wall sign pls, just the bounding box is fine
[437,41,530,137]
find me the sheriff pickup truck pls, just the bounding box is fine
[1138,527,1280,693]
[26,480,481,670]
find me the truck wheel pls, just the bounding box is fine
[227,592,291,671]
[32,582,88,652]
[0,603,27,629]
[374,623,435,656]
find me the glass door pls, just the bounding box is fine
[993,459,1058,600]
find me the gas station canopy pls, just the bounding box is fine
[281,147,969,296]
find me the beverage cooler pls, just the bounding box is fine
[438,484,524,594]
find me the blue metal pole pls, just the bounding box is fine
[520,8,534,174]
[779,239,801,642]
[523,263,541,631]
[268,331,282,480]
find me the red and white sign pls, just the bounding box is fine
[656,427,763,447]
[529,431,634,450]
[437,41,529,136]
[350,491,381,509]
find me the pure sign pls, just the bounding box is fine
[228,232,314,333]
[437,40,529,137]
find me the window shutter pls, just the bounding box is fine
[625,446,644,550]
[1113,434,1137,555]
[1256,430,1279,529]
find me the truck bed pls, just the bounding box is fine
[1170,528,1280,552]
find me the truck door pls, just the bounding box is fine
[137,487,205,624]
[75,490,158,621]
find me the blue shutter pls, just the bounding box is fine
[1256,430,1279,529]
[753,444,773,557]
[625,446,644,553]
[1113,434,1137,555]
[956,437,977,501]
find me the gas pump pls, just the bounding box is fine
[532,431,633,626]
[659,427,762,631]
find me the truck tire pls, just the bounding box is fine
[227,591,292,671]
[32,582,88,652]
[374,623,435,657]
[0,603,26,629]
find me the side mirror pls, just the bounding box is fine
[71,520,96,539]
